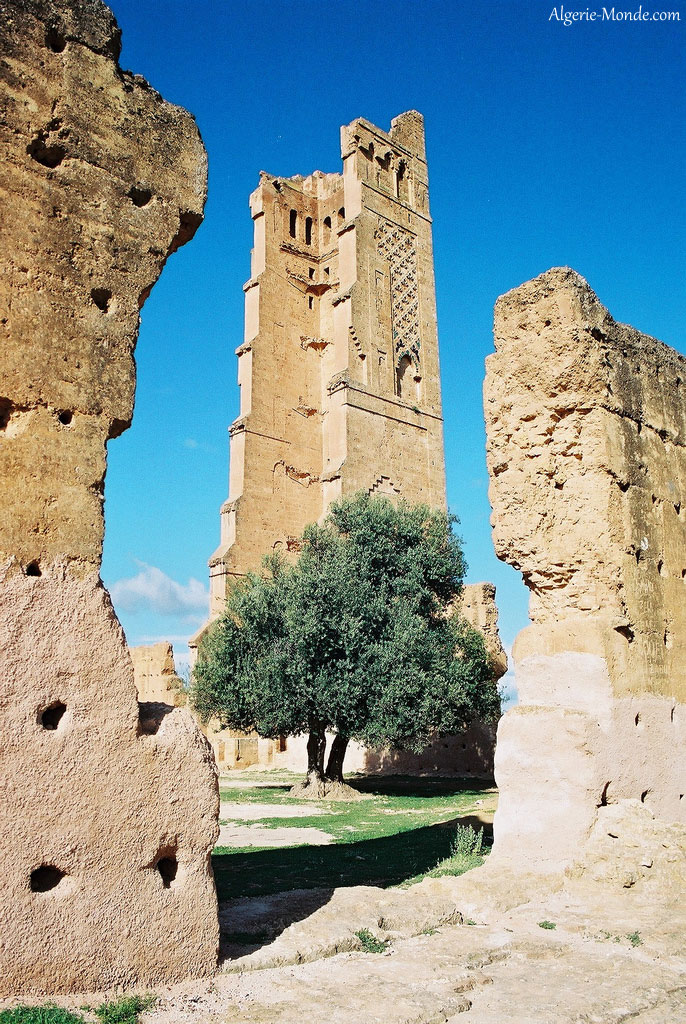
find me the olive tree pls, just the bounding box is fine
[192,493,500,793]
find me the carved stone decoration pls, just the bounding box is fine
[375,219,421,368]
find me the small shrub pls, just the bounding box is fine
[465,919,477,926]
[355,928,389,953]
[538,920,556,930]
[627,930,643,947]
[451,824,483,859]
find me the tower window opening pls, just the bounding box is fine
[396,354,413,399]
[397,160,409,202]
[323,215,332,243]
[289,209,297,239]
[308,267,314,279]
[305,217,313,245]
[308,296,313,309]
[338,207,345,225]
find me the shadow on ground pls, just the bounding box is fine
[348,774,495,798]
[213,815,492,903]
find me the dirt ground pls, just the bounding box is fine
[5,800,684,1024]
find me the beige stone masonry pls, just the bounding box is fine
[0,0,218,994]
[131,642,187,706]
[484,267,686,868]
[197,111,446,623]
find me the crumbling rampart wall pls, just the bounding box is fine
[131,642,187,706]
[0,0,218,994]
[484,267,686,867]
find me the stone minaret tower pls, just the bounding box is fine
[195,111,447,631]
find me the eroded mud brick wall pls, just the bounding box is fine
[484,267,686,868]
[0,0,218,994]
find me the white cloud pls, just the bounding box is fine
[110,563,209,617]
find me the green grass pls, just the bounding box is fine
[213,773,494,900]
[401,823,485,886]
[538,920,556,930]
[0,997,155,1024]
[0,1010,84,1024]
[627,931,643,947]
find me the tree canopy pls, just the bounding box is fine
[191,493,500,790]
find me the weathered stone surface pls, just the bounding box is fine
[458,582,508,679]
[0,0,218,995]
[484,267,686,868]
[131,642,186,706]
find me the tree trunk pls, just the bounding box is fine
[306,725,327,783]
[325,733,349,782]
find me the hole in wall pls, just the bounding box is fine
[155,856,177,888]
[634,713,640,726]
[27,135,66,169]
[40,701,66,730]
[308,296,313,310]
[289,209,297,239]
[128,185,152,208]
[57,410,72,426]
[90,288,112,312]
[0,398,12,430]
[308,267,314,280]
[30,865,65,892]
[617,479,630,493]
[599,781,611,807]
[26,560,42,577]
[614,623,634,643]
[305,217,313,245]
[45,27,66,52]
[137,701,173,735]
[657,559,664,576]
[671,705,676,722]
[640,789,650,803]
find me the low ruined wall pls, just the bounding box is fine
[484,267,686,869]
[0,0,218,994]
[131,642,187,706]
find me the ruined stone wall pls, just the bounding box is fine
[0,0,218,994]
[130,642,186,706]
[484,267,686,868]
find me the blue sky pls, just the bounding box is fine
[101,0,685,691]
